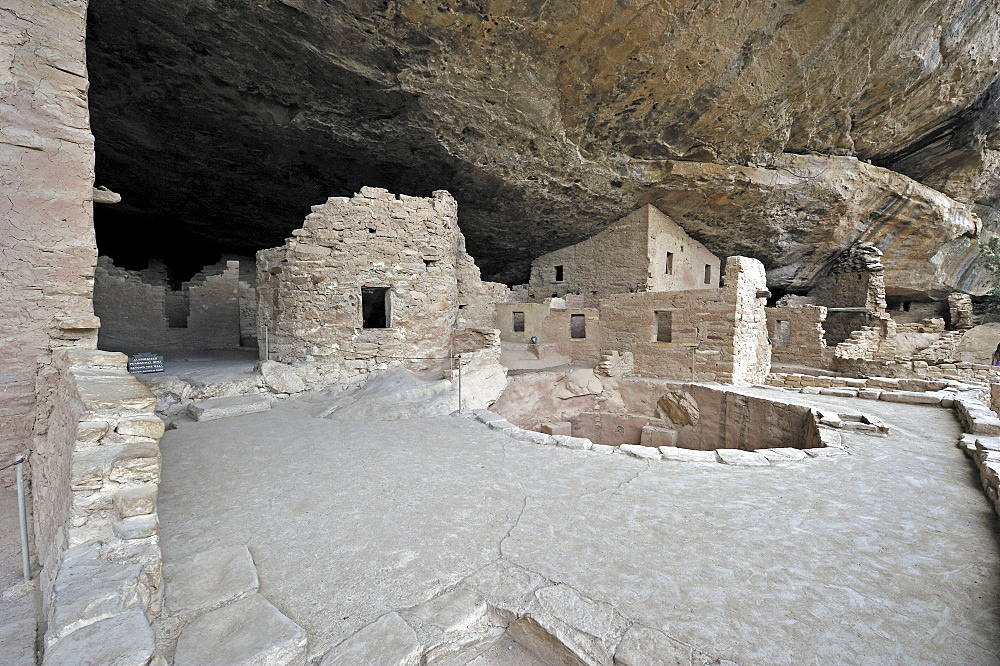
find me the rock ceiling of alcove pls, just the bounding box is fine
[87,0,1000,284]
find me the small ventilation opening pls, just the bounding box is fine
[704,264,712,284]
[665,252,674,275]
[655,310,672,343]
[513,311,525,332]
[424,258,438,268]
[554,265,564,282]
[570,314,586,339]
[368,227,376,234]
[361,287,390,328]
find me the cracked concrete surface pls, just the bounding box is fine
[157,390,1000,664]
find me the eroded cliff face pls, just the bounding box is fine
[1,0,97,481]
[86,0,1000,288]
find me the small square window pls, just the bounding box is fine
[512,311,525,332]
[655,311,672,343]
[361,287,390,328]
[554,265,564,282]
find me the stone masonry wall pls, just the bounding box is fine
[455,231,510,330]
[668,383,820,452]
[95,257,242,353]
[0,0,98,485]
[765,305,831,367]
[257,188,464,379]
[808,242,888,345]
[598,257,771,385]
[948,292,974,330]
[495,302,602,365]
[33,349,163,662]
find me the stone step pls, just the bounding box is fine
[173,594,307,666]
[164,546,259,615]
[187,395,272,422]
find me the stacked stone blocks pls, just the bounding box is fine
[257,188,467,380]
[34,349,164,663]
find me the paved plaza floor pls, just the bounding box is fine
[157,389,1000,664]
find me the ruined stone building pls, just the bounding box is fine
[94,258,251,353]
[523,204,721,306]
[5,0,1000,664]
[256,187,501,383]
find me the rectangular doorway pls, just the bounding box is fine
[361,287,390,328]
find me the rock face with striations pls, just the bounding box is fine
[85,0,1000,289]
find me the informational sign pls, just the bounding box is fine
[127,353,164,374]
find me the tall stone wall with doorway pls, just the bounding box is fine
[0,0,98,485]
[257,188,466,379]
[599,257,771,385]
[94,257,242,353]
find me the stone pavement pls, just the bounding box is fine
[157,390,1000,664]
[0,487,37,666]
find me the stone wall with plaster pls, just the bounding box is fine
[610,379,822,451]
[766,305,831,367]
[526,205,720,307]
[258,188,496,382]
[598,256,771,385]
[0,0,99,485]
[33,349,163,663]
[496,302,602,365]
[95,257,243,353]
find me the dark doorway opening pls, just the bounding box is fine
[655,311,672,343]
[361,287,390,328]
[570,314,586,339]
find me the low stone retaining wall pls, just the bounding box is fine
[33,349,165,664]
[766,371,967,399]
[471,408,849,467]
[831,358,1000,384]
[955,398,1000,518]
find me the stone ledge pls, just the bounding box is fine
[472,413,839,468]
[187,394,272,421]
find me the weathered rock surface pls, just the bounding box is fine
[656,391,700,427]
[164,545,259,614]
[257,360,306,395]
[173,594,307,666]
[1,0,97,485]
[187,394,272,421]
[86,0,1000,288]
[44,607,155,666]
[319,611,420,666]
[0,618,36,666]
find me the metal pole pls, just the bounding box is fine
[264,325,269,361]
[457,356,463,412]
[15,455,30,582]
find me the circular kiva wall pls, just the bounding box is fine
[492,372,828,451]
